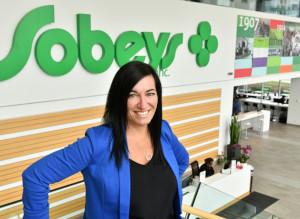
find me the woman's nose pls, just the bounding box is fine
[138,95,147,109]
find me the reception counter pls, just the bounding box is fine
[182,165,252,216]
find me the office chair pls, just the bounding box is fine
[279,107,287,123]
[270,106,276,121]
[253,103,258,111]
[262,104,267,110]
[244,102,249,112]
[190,161,200,178]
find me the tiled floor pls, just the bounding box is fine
[239,122,300,219]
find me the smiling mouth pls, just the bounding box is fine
[136,110,149,115]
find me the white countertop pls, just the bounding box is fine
[241,98,288,108]
[236,110,265,122]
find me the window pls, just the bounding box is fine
[184,0,300,18]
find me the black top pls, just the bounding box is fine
[129,156,177,219]
[199,164,214,177]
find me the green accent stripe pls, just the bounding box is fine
[254,38,269,48]
[293,56,300,64]
[267,66,280,74]
[267,57,281,67]
[292,64,300,72]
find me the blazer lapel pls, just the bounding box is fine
[161,136,180,184]
[161,136,183,217]
[118,155,130,218]
[119,124,131,218]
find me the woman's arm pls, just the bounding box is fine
[22,128,96,219]
[163,120,189,177]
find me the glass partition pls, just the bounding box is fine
[264,81,280,94]
[280,79,291,96]
[181,178,280,219]
[248,83,263,94]
[237,80,290,99]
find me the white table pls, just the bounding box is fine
[236,110,270,133]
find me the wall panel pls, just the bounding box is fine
[0,89,221,218]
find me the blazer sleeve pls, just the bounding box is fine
[163,120,189,177]
[22,128,97,219]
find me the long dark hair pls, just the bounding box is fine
[103,61,163,168]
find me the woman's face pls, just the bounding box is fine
[127,75,158,129]
[207,162,213,169]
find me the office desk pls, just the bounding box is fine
[237,92,264,98]
[241,98,288,122]
[240,98,288,108]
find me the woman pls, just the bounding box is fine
[22,61,190,219]
[199,158,214,177]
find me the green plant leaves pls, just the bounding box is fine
[230,114,241,145]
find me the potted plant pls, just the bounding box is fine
[239,145,253,163]
[217,151,228,165]
[227,114,241,160]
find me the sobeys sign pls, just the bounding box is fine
[0,5,218,81]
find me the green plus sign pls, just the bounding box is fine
[188,21,218,67]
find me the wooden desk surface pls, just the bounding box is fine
[236,110,264,121]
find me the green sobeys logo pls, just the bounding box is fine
[0,5,218,81]
[188,22,218,67]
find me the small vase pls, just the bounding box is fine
[227,144,241,160]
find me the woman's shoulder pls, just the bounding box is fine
[161,120,171,129]
[85,124,113,142]
[161,120,171,133]
[83,124,113,156]
[88,123,112,133]
[161,120,175,140]
[199,164,207,170]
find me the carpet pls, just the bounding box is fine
[216,192,279,218]
[242,191,279,210]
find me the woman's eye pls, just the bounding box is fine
[129,93,137,98]
[147,92,155,96]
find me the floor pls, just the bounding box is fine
[239,122,300,219]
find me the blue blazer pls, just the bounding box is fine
[22,120,190,218]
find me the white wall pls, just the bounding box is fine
[287,78,300,125]
[1,0,300,154]
[0,0,236,109]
